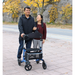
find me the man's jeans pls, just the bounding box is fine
[17,39,32,59]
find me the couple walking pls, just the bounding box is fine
[17,6,46,63]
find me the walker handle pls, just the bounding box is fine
[23,34,28,40]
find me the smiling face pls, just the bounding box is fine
[24,8,30,16]
[37,15,42,22]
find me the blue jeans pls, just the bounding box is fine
[17,39,32,58]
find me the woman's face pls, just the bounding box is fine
[37,15,42,22]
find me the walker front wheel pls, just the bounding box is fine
[24,64,32,71]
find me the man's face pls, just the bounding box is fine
[24,8,30,16]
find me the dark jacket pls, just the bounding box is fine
[18,14,35,41]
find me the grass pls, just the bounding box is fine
[3,22,72,29]
[3,21,18,25]
[46,24,72,30]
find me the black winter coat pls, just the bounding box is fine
[18,14,35,41]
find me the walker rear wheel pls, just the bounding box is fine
[36,60,39,64]
[42,60,47,69]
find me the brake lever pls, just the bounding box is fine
[23,35,25,39]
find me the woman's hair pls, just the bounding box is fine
[37,14,43,28]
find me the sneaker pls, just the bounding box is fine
[39,60,42,64]
[18,58,21,61]
[34,60,36,61]
[18,58,21,66]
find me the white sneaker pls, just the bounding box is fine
[34,60,36,61]
[39,60,42,64]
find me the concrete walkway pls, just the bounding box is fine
[3,31,72,75]
[3,25,72,41]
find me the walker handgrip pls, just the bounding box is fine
[23,35,25,39]
[23,34,28,39]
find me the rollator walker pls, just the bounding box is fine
[18,31,47,71]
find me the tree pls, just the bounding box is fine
[59,3,72,23]
[31,6,37,21]
[24,0,49,14]
[48,4,58,23]
[3,0,22,22]
[24,0,60,14]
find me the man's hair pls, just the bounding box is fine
[24,6,31,11]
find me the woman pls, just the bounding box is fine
[33,14,46,48]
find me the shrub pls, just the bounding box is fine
[48,4,58,23]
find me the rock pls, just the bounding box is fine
[43,5,52,23]
[3,13,13,22]
[43,0,72,24]
[3,0,72,24]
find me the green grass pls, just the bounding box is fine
[46,24,72,29]
[3,21,18,25]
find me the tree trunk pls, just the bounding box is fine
[16,18,18,22]
[65,17,68,24]
[65,20,67,24]
[37,7,40,15]
[41,0,44,14]
[13,18,14,22]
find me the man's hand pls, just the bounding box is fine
[33,27,37,30]
[21,33,25,38]
[43,39,45,44]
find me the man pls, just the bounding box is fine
[17,6,35,62]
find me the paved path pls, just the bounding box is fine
[3,31,72,75]
[3,25,72,36]
[3,25,72,41]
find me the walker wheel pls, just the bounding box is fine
[36,61,39,64]
[24,64,32,71]
[42,60,47,70]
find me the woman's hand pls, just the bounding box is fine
[33,27,37,30]
[43,39,45,44]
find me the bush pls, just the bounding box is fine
[48,4,58,23]
[11,21,14,23]
[59,3,72,23]
[46,22,55,25]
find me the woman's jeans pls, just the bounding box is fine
[33,39,43,49]
[17,39,32,59]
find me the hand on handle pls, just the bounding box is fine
[21,33,25,38]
